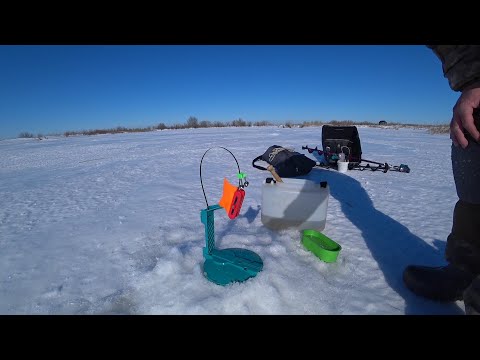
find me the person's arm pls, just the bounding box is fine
[428,45,480,147]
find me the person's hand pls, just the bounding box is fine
[451,85,480,148]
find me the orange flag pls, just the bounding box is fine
[219,178,237,213]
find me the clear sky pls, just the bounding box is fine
[0,45,458,139]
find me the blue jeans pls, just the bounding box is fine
[450,139,480,313]
[452,140,480,205]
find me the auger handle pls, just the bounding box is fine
[267,165,283,183]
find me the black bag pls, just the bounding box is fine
[321,125,362,165]
[252,145,316,178]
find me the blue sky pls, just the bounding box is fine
[0,45,457,139]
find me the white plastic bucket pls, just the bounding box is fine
[261,178,329,231]
[337,161,349,173]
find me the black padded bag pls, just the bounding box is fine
[252,145,316,178]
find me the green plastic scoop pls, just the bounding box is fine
[302,229,341,263]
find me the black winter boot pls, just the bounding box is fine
[404,200,480,303]
[403,264,474,302]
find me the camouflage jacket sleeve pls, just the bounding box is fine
[427,45,480,92]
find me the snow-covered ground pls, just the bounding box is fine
[0,126,465,314]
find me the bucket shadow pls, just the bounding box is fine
[243,205,261,224]
[293,167,464,315]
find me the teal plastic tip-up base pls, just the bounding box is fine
[201,205,263,286]
[203,248,263,286]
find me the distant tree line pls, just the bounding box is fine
[61,117,275,137]
[17,116,450,138]
[18,132,47,140]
